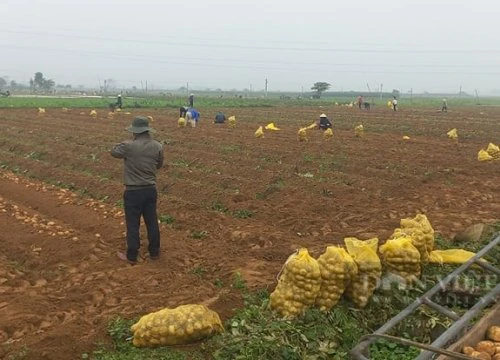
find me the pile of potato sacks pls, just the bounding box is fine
[270,214,437,317]
[131,304,223,347]
[462,326,500,359]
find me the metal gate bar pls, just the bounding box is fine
[350,233,500,360]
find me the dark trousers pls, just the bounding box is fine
[124,187,160,261]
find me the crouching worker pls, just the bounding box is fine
[214,111,226,124]
[317,113,332,130]
[179,106,188,118]
[111,116,164,265]
[186,108,200,127]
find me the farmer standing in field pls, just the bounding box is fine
[188,93,194,107]
[441,98,448,112]
[111,116,164,265]
[392,96,398,111]
[116,94,123,109]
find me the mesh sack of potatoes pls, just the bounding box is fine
[344,237,382,308]
[131,304,223,347]
[270,248,321,318]
[178,117,186,127]
[486,142,500,160]
[379,235,421,283]
[399,214,435,263]
[315,246,358,311]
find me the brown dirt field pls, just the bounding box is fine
[0,105,499,358]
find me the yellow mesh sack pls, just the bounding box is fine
[255,126,264,138]
[228,116,236,128]
[297,128,308,142]
[306,122,318,130]
[354,124,364,138]
[323,128,333,138]
[131,304,223,347]
[429,249,478,265]
[486,142,499,155]
[379,236,421,282]
[344,237,382,308]
[316,246,358,311]
[178,117,186,127]
[447,128,458,140]
[399,214,435,263]
[478,149,494,161]
[270,248,321,318]
[265,122,280,130]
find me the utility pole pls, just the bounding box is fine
[410,88,413,104]
[145,80,148,94]
[186,82,189,94]
[459,84,462,97]
[265,78,268,97]
[475,89,480,105]
[379,83,383,99]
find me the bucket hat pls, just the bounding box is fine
[320,113,327,118]
[126,116,155,133]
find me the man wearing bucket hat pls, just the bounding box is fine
[111,116,164,265]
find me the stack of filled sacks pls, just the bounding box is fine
[270,248,321,318]
[379,235,421,283]
[315,246,358,311]
[131,304,223,347]
[344,237,382,308]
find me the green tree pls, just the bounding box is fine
[311,82,331,98]
[0,77,6,88]
[31,72,55,92]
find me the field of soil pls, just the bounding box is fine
[0,104,499,359]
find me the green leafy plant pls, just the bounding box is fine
[191,230,208,239]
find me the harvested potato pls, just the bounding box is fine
[470,351,491,359]
[463,346,476,355]
[488,326,500,342]
[477,341,497,356]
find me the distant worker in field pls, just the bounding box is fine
[186,107,200,127]
[116,94,123,109]
[188,93,194,107]
[214,111,226,124]
[357,95,364,109]
[441,98,448,112]
[179,106,188,118]
[317,113,332,130]
[111,116,164,265]
[392,96,398,111]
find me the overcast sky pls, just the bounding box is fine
[1,0,499,93]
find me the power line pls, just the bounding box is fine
[3,44,500,75]
[2,29,500,54]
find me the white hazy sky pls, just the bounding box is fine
[1,0,500,93]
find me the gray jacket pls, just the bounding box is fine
[111,133,164,188]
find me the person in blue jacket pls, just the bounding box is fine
[186,108,200,127]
